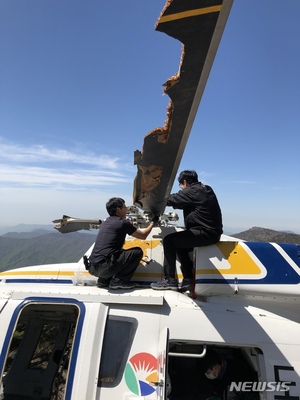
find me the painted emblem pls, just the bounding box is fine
[125,352,157,396]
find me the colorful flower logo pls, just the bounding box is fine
[125,352,158,396]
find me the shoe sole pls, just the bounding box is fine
[178,286,192,292]
[150,286,178,291]
[109,285,135,290]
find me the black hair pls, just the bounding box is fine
[106,197,125,216]
[202,349,222,372]
[178,170,198,185]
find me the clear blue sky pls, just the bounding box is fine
[1,0,299,233]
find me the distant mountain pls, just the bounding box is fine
[0,230,97,272]
[0,224,53,235]
[2,229,54,239]
[231,226,300,244]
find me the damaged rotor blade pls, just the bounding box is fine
[133,0,233,215]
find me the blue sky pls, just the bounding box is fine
[0,0,299,234]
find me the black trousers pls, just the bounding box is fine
[163,228,220,280]
[90,246,143,281]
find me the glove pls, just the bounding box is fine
[151,215,160,226]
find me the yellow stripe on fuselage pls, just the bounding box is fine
[0,270,74,277]
[158,5,222,24]
[195,242,263,276]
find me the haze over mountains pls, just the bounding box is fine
[0,227,96,272]
[0,225,299,272]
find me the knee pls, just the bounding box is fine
[132,247,143,259]
[163,234,171,245]
[89,264,99,277]
[163,232,177,247]
[137,247,143,258]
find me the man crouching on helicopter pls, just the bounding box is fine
[88,197,154,290]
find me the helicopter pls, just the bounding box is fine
[0,0,299,399]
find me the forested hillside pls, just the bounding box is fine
[0,230,96,272]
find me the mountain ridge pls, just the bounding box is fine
[231,226,300,244]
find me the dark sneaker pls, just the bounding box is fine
[97,277,110,288]
[109,278,136,290]
[179,278,193,292]
[150,278,178,291]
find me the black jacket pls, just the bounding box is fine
[167,182,223,235]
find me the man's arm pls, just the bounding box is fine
[131,223,154,240]
[167,189,191,209]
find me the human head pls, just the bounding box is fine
[203,349,222,380]
[177,170,198,186]
[106,197,126,216]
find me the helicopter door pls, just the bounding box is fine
[157,327,169,400]
[1,302,79,400]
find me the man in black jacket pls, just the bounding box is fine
[151,170,223,291]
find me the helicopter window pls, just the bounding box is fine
[98,315,137,388]
[29,323,61,370]
[2,321,26,376]
[167,344,261,400]
[1,303,79,400]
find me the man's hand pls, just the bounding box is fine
[151,215,160,226]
